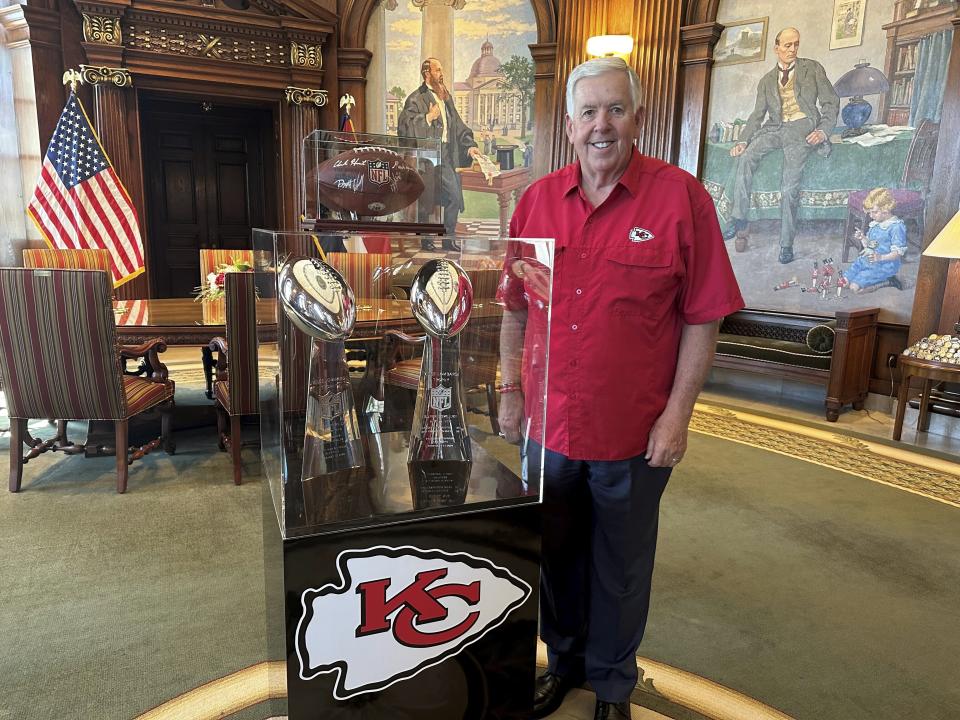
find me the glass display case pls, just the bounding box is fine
[302,130,444,233]
[251,229,555,540]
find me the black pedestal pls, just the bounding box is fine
[277,432,541,719]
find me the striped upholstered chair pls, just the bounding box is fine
[208,272,259,485]
[198,249,255,395]
[199,249,255,283]
[0,268,175,493]
[382,268,502,433]
[22,248,115,441]
[23,247,113,276]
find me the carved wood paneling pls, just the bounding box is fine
[529,41,557,181]
[545,0,687,171]
[337,46,372,131]
[675,21,722,175]
[550,0,606,169]
[629,0,683,161]
[285,98,322,226]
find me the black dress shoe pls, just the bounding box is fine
[421,239,437,251]
[778,247,794,264]
[442,239,462,252]
[533,672,582,718]
[594,699,631,719]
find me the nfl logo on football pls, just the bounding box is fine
[367,160,390,186]
[429,385,452,411]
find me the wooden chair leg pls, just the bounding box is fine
[9,418,26,492]
[230,414,242,485]
[56,419,70,446]
[486,383,500,436]
[216,405,227,451]
[161,400,176,455]
[115,419,129,494]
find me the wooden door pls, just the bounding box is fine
[141,98,275,297]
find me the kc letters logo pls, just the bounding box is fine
[295,546,531,699]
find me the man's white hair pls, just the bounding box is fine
[565,57,643,116]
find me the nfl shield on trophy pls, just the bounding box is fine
[278,256,366,516]
[407,258,474,510]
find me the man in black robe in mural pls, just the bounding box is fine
[399,57,481,251]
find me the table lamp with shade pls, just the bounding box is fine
[902,209,960,363]
[833,61,890,138]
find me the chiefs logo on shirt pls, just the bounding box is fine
[295,546,531,699]
[628,226,655,242]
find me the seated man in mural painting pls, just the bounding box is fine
[726,26,839,265]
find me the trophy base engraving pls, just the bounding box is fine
[407,459,472,510]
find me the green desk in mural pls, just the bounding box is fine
[702,130,914,232]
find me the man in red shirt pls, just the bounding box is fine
[498,57,743,719]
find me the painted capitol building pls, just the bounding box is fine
[387,39,524,133]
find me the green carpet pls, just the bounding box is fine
[2,385,959,719]
[0,396,281,719]
[646,432,960,720]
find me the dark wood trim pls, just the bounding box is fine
[908,13,960,343]
[674,21,722,174]
[337,46,373,131]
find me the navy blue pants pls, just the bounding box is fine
[529,442,671,702]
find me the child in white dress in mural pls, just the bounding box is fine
[847,187,908,292]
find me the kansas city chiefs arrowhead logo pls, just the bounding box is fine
[295,546,531,699]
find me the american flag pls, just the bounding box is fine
[26,93,145,288]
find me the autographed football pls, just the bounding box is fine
[314,146,425,216]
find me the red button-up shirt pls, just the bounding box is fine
[502,148,744,461]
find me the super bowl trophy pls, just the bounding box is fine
[278,257,365,500]
[407,259,474,509]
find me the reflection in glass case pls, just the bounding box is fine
[251,230,554,540]
[302,130,443,232]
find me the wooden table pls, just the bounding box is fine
[892,355,960,440]
[458,167,531,236]
[113,298,276,346]
[114,298,277,398]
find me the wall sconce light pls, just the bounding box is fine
[586,35,634,60]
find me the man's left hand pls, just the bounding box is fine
[645,409,689,468]
[468,146,481,159]
[806,129,827,145]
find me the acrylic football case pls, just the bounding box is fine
[251,229,555,540]
[302,130,443,229]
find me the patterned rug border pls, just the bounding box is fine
[690,402,960,508]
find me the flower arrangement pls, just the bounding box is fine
[193,259,253,302]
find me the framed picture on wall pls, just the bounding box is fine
[830,0,867,49]
[713,17,768,67]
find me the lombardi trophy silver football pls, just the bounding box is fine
[277,256,364,494]
[407,259,474,509]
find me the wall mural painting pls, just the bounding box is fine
[702,0,956,323]
[383,0,537,228]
